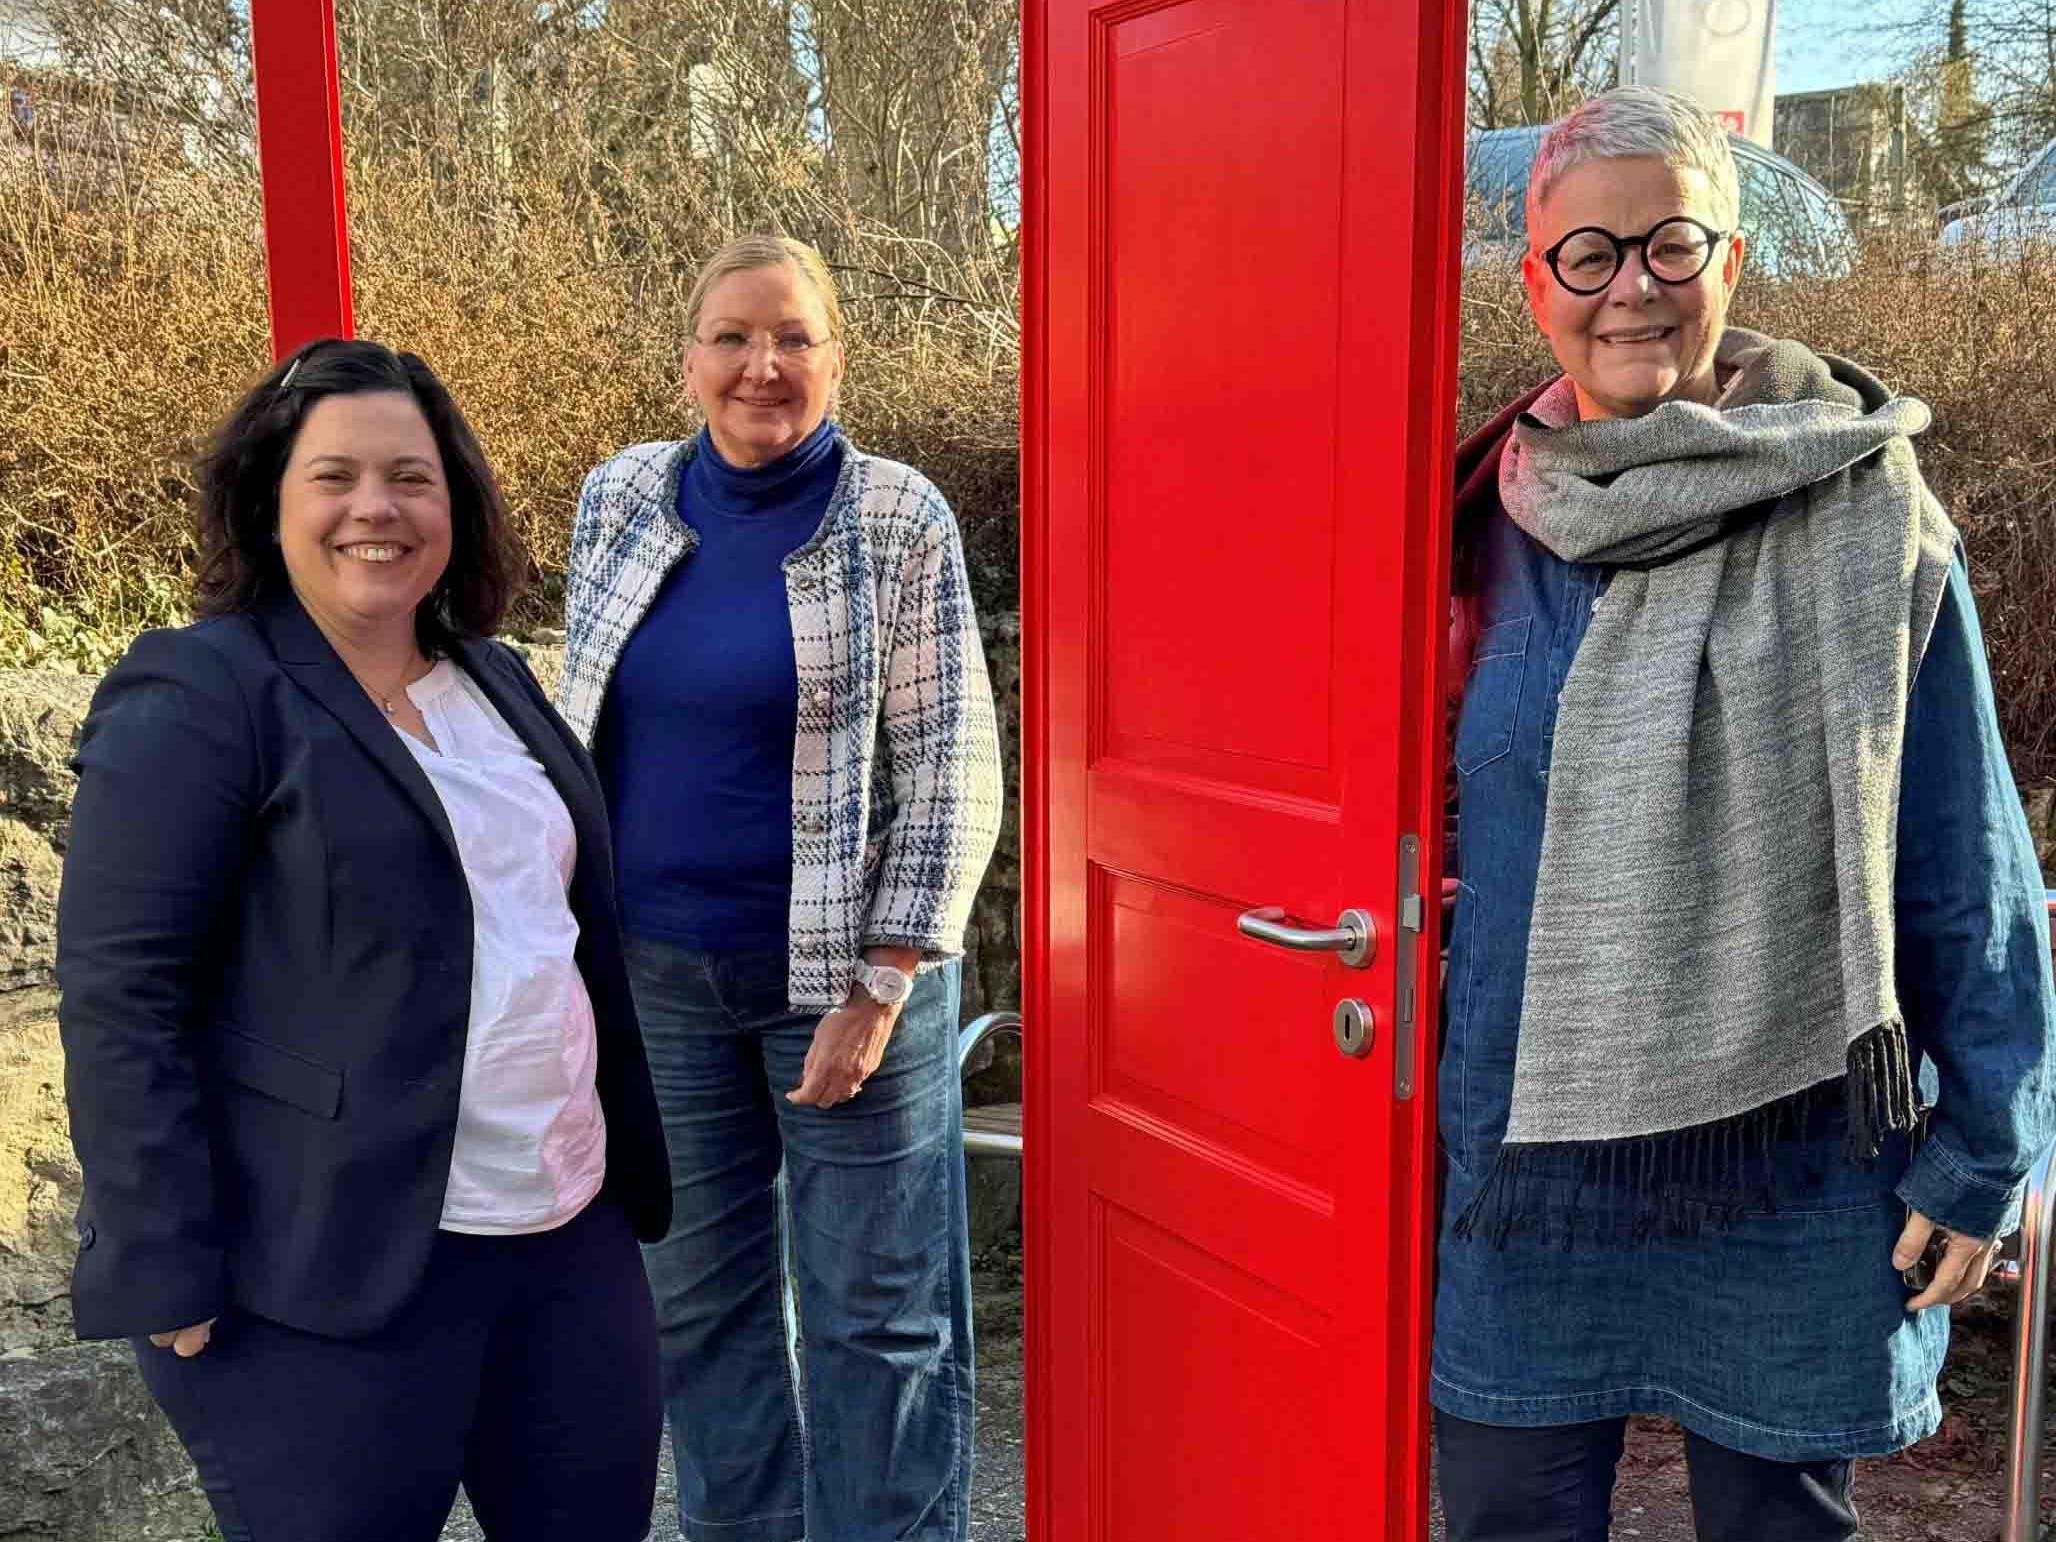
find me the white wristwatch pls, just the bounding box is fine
[853,961,913,1007]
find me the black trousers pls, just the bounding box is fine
[1435,1408,1862,1542]
[135,1196,661,1542]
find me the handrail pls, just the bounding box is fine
[958,1011,1024,1160]
[2005,1142,2056,1540]
[2000,891,2056,1542]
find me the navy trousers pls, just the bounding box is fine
[135,1196,661,1542]
[1435,1408,1861,1542]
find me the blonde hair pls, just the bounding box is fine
[684,234,845,343]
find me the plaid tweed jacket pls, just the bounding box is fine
[556,432,1003,1008]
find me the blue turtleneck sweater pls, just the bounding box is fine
[597,421,844,952]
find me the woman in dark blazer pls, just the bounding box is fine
[57,338,671,1542]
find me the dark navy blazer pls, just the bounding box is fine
[57,591,671,1341]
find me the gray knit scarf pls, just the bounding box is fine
[1455,328,1957,1245]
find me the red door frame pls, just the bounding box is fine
[1017,2,1051,1522]
[1017,1,1470,1536]
[253,0,1470,1527]
[249,0,353,358]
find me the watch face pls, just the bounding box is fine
[863,965,912,1003]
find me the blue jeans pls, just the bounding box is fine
[624,939,973,1542]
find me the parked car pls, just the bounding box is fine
[1465,123,1858,279]
[1934,194,1991,234]
[1937,136,2056,250]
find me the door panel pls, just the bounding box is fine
[1100,1206,1339,1537]
[1101,872,1342,1189]
[1099,0,1346,787]
[1023,0,1468,1536]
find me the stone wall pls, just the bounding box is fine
[0,668,212,1539]
[2,668,95,1356]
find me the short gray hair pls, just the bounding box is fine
[1525,86,1741,239]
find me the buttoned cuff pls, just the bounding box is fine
[1895,1134,2029,1241]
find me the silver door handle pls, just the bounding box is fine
[1236,907,1376,968]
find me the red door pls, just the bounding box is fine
[1020,0,1468,1536]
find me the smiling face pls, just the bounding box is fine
[1522,155,1745,420]
[276,391,452,650]
[684,262,845,467]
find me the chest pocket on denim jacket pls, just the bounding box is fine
[1454,615,1531,777]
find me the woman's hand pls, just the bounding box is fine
[1894,1211,2000,1310]
[148,1318,217,1357]
[788,997,901,1108]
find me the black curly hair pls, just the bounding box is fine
[193,337,523,652]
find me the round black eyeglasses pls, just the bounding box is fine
[1541,216,1729,295]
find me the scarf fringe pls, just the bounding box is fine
[1452,1021,1920,1251]
[1844,1014,1919,1161]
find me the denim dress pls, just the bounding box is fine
[1432,505,2056,1461]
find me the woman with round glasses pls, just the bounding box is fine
[1437,86,2056,1539]
[557,234,1002,1542]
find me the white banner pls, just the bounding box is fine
[1619,0,1778,149]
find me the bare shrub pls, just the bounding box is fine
[0,104,268,667]
[0,68,1019,659]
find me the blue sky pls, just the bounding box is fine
[1776,0,1936,95]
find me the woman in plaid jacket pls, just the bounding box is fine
[557,234,1002,1542]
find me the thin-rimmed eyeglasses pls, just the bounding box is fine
[693,329,836,365]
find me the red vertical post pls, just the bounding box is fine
[249,0,353,360]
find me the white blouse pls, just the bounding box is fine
[397,660,607,1235]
